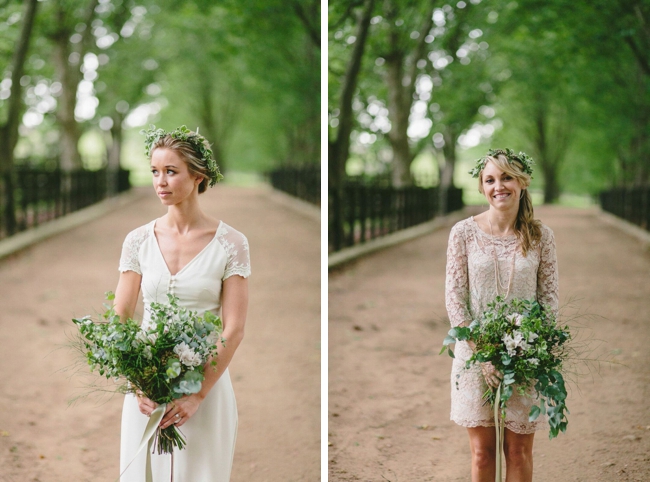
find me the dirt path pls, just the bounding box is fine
[329,206,650,481]
[0,185,320,482]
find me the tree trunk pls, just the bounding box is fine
[438,126,458,215]
[198,71,239,175]
[542,164,560,204]
[383,0,436,187]
[329,0,375,250]
[199,78,225,174]
[0,0,39,236]
[106,112,124,196]
[52,32,82,170]
[530,101,571,204]
[385,49,412,187]
[51,0,99,171]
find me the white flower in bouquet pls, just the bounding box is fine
[502,330,530,356]
[135,330,148,344]
[502,332,519,356]
[174,341,203,367]
[507,313,524,326]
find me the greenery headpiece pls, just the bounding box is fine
[141,125,224,187]
[469,148,535,179]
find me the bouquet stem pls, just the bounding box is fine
[155,425,186,454]
[494,383,504,482]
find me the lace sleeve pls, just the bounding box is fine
[118,225,149,275]
[446,222,472,327]
[217,224,251,280]
[536,225,559,317]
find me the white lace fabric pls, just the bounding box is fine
[119,220,251,281]
[445,217,559,434]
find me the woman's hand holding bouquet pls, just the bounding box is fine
[73,292,225,454]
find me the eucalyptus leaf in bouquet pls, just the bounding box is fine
[73,292,225,454]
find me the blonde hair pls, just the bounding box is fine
[478,154,542,257]
[151,134,211,193]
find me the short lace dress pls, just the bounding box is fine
[118,219,251,481]
[445,216,558,434]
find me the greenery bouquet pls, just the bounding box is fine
[441,296,571,440]
[73,293,224,455]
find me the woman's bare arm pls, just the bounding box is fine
[113,271,142,321]
[160,274,248,428]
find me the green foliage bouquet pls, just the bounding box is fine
[73,293,224,454]
[441,296,571,440]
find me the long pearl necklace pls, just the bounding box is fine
[488,214,516,299]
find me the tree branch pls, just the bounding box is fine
[2,0,39,158]
[633,4,650,50]
[77,0,100,55]
[329,0,364,31]
[405,1,436,107]
[331,0,375,183]
[293,1,320,49]
[623,34,650,77]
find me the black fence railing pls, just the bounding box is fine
[268,165,320,205]
[0,167,130,241]
[329,182,464,252]
[600,186,650,231]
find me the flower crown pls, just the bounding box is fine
[140,125,224,187]
[469,148,535,178]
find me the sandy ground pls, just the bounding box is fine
[0,185,320,481]
[329,205,650,481]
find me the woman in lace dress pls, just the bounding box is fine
[445,149,558,482]
[113,126,250,481]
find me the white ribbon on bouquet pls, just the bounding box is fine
[494,384,505,482]
[118,403,167,482]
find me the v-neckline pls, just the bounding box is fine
[151,219,223,277]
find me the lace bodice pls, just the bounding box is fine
[445,216,558,433]
[118,220,251,325]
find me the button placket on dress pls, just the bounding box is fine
[168,275,176,296]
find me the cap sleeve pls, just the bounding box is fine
[217,223,251,280]
[118,224,150,275]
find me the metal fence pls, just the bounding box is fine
[0,167,130,241]
[329,182,464,252]
[268,165,320,205]
[600,186,650,231]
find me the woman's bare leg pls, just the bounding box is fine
[467,426,497,482]
[504,429,535,482]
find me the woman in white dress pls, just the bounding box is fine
[113,126,250,481]
[445,149,558,482]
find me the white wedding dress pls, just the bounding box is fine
[445,216,558,434]
[118,219,251,481]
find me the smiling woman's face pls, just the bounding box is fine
[481,160,523,210]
